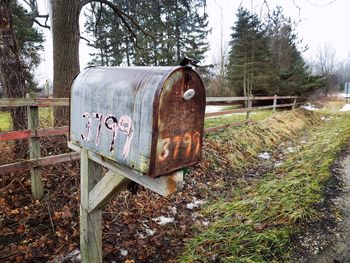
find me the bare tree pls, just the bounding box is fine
[316,43,338,95]
[49,0,153,126]
[208,5,230,96]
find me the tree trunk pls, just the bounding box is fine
[0,0,28,155]
[51,0,81,126]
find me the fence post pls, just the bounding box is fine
[246,95,252,120]
[292,97,297,109]
[272,94,277,113]
[80,149,103,263]
[26,94,43,200]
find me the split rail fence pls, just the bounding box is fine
[0,95,297,199]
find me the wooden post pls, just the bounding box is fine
[246,96,252,120]
[272,94,277,113]
[80,149,130,263]
[27,94,43,200]
[292,97,297,109]
[69,143,184,261]
[80,149,103,263]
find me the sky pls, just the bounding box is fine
[36,0,350,84]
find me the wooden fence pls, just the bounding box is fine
[0,95,297,199]
[204,95,297,133]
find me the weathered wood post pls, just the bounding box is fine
[272,94,277,113]
[292,96,298,109]
[246,95,252,120]
[26,94,43,200]
[68,66,206,262]
[80,149,103,262]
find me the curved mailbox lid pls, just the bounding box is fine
[152,67,205,177]
[70,66,205,178]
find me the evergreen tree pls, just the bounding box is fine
[266,7,322,96]
[11,1,44,92]
[84,0,209,66]
[0,1,44,95]
[227,7,322,97]
[227,8,277,97]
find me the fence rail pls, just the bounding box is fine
[0,97,69,107]
[206,95,297,104]
[0,95,298,198]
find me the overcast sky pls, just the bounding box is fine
[36,0,350,84]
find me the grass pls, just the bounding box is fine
[0,108,54,132]
[181,109,350,262]
[202,109,319,173]
[0,111,11,131]
[1,105,277,131]
[205,109,274,129]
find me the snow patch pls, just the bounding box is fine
[205,106,225,113]
[258,152,270,160]
[152,216,175,225]
[169,206,177,215]
[274,161,283,168]
[320,116,331,121]
[145,228,156,236]
[138,223,156,239]
[202,220,210,226]
[186,198,206,210]
[339,104,350,112]
[287,147,297,153]
[120,248,128,256]
[301,103,319,111]
[143,223,156,236]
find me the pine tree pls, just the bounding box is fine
[84,0,209,66]
[266,7,321,95]
[11,1,44,92]
[227,8,277,97]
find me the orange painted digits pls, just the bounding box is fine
[158,138,171,161]
[183,132,192,157]
[193,131,201,155]
[173,136,182,159]
[157,131,202,162]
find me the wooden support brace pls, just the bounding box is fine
[88,171,131,213]
[68,142,184,197]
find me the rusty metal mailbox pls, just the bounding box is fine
[70,66,205,178]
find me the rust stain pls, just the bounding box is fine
[151,67,206,177]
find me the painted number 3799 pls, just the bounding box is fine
[81,112,134,158]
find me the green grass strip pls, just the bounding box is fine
[181,112,350,263]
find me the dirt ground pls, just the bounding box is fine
[294,145,350,263]
[0,139,241,262]
[1,113,350,262]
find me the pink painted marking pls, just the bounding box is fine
[81,112,92,141]
[104,114,118,152]
[118,116,134,158]
[92,112,103,146]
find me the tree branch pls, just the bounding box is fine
[81,0,154,39]
[33,15,50,29]
[80,36,90,43]
[22,0,50,29]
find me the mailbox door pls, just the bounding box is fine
[152,67,206,177]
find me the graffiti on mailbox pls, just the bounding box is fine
[81,112,134,158]
[158,130,201,161]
